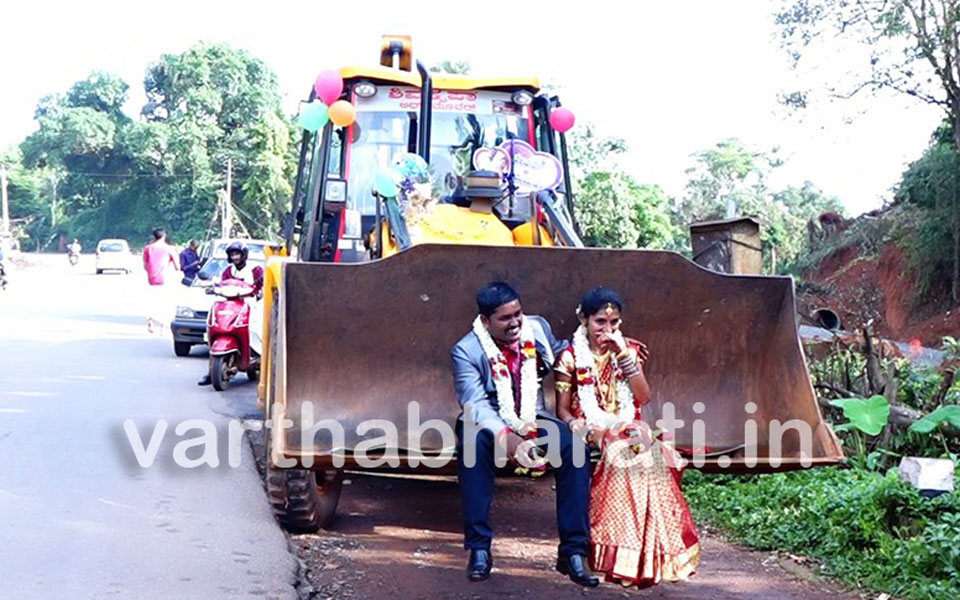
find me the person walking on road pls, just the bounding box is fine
[179,239,201,284]
[142,228,180,334]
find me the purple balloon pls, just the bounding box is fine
[548,107,575,133]
[314,70,344,105]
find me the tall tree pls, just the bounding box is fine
[142,42,294,238]
[565,125,628,183]
[777,0,960,297]
[0,147,58,250]
[574,174,680,249]
[10,43,295,248]
[777,0,960,153]
[565,126,680,249]
[19,73,136,246]
[677,138,779,223]
[676,138,841,271]
[898,121,960,302]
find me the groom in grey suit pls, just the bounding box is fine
[450,281,597,587]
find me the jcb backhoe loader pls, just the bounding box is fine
[259,36,843,533]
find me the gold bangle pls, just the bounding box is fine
[555,381,573,392]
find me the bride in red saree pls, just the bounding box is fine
[555,286,700,588]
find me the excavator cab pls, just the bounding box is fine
[285,37,578,266]
[260,36,843,533]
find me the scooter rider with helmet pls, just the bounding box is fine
[198,241,265,385]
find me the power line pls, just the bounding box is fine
[57,171,197,179]
[230,202,272,233]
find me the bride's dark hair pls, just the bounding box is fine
[578,286,624,317]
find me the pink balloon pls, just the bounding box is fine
[313,70,344,105]
[548,107,575,133]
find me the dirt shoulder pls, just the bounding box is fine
[283,471,866,600]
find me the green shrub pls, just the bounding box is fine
[684,468,960,600]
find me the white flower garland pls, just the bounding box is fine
[572,325,635,429]
[472,315,539,432]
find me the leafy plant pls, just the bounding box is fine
[830,395,890,435]
[898,361,948,413]
[910,406,960,434]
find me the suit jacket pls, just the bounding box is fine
[451,315,567,435]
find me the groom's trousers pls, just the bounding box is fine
[456,417,591,557]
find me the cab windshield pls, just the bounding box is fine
[345,86,532,215]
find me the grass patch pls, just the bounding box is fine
[684,468,960,600]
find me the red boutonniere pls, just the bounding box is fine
[521,341,537,360]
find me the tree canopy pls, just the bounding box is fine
[567,125,681,250]
[676,138,842,270]
[5,42,294,250]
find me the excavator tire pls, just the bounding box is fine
[265,457,343,533]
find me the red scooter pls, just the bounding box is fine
[205,280,260,391]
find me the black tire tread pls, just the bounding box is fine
[211,355,231,391]
[265,464,341,533]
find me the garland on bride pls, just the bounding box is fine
[472,315,539,433]
[572,325,635,429]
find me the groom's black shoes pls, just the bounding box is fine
[556,554,600,587]
[467,549,493,582]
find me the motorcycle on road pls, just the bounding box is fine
[205,280,261,391]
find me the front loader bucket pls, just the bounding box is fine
[271,244,843,472]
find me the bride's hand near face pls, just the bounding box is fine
[598,329,628,353]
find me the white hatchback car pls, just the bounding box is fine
[95,239,133,274]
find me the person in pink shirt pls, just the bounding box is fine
[142,228,180,333]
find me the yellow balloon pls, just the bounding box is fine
[328,100,356,127]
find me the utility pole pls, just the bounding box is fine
[222,159,233,238]
[1,165,9,236]
[50,175,58,227]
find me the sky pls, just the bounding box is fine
[0,0,946,216]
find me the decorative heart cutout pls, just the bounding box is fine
[499,140,563,193]
[472,147,512,173]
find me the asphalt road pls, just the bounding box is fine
[0,254,297,599]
